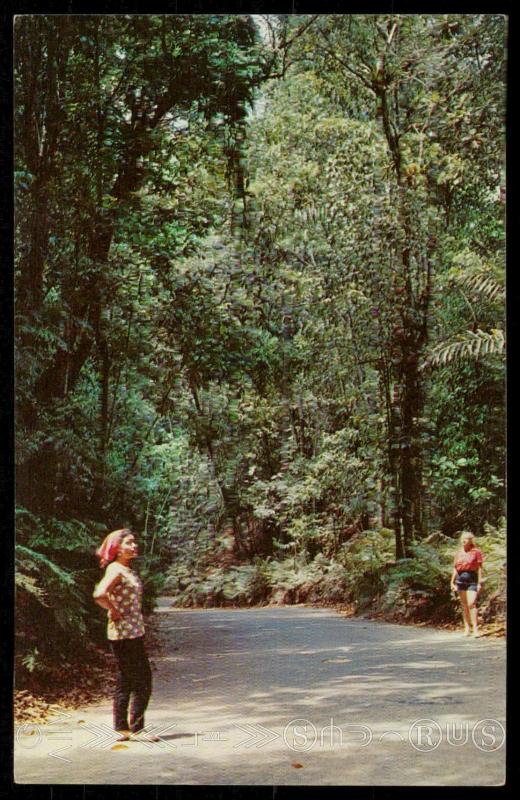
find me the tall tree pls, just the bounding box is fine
[15,14,267,515]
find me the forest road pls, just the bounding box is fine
[14,600,506,786]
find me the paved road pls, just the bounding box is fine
[15,599,506,786]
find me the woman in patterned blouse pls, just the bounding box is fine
[93,529,157,741]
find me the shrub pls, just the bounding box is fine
[15,508,168,687]
[163,520,506,628]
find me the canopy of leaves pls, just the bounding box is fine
[14,14,506,683]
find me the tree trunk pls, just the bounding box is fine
[92,329,110,507]
[397,330,428,551]
[190,382,233,512]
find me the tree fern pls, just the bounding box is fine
[426,253,507,370]
[15,572,48,604]
[15,544,87,637]
[460,271,505,303]
[15,544,76,587]
[424,328,505,368]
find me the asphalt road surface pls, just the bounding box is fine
[14,599,506,786]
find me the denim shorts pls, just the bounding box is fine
[455,570,478,592]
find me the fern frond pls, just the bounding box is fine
[460,271,505,303]
[15,544,76,587]
[423,328,505,368]
[15,571,48,604]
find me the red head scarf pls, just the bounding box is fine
[96,529,130,569]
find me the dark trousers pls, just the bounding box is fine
[110,636,152,733]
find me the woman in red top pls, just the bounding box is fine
[450,531,484,637]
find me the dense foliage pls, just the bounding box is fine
[15,14,506,684]
[164,519,506,629]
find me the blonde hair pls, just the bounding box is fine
[459,530,475,543]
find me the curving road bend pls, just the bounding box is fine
[14,599,506,786]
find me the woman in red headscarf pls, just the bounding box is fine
[93,528,157,741]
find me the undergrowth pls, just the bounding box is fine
[165,519,506,627]
[15,508,166,688]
